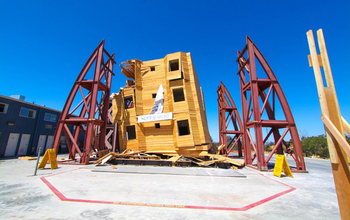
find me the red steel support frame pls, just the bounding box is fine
[52,40,116,164]
[105,100,118,152]
[217,82,244,156]
[237,36,306,171]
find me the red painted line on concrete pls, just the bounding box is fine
[184,205,242,211]
[42,167,82,178]
[245,166,297,190]
[112,202,243,211]
[41,167,297,211]
[183,184,295,211]
[240,187,296,211]
[40,177,68,201]
[113,201,188,209]
[66,198,115,204]
[264,175,297,190]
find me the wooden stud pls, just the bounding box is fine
[322,115,350,157]
[307,29,350,220]
[307,30,338,163]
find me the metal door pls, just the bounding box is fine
[45,135,54,151]
[36,135,47,155]
[4,133,20,157]
[17,134,31,156]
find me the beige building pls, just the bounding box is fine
[112,52,211,156]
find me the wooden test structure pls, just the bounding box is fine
[112,52,212,156]
[307,29,350,220]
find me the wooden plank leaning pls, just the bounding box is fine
[307,29,350,220]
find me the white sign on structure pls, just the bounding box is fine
[138,112,173,123]
[149,85,164,114]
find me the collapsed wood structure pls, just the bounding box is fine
[111,52,212,157]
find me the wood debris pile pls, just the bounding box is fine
[94,149,244,169]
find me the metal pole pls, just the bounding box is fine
[34,147,42,176]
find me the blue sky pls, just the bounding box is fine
[1,1,349,142]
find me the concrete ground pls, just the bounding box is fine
[0,155,341,220]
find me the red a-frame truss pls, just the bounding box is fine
[105,100,118,152]
[237,36,306,172]
[217,81,244,156]
[52,40,116,164]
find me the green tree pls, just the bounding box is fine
[264,141,274,151]
[301,135,329,158]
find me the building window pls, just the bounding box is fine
[126,125,136,140]
[45,124,53,129]
[173,88,185,102]
[155,123,160,129]
[177,120,190,136]
[19,107,36,119]
[150,66,155,71]
[0,103,9,114]
[124,96,134,109]
[44,113,57,122]
[169,59,179,72]
[152,93,157,98]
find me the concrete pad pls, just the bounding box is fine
[91,165,246,177]
[42,166,291,210]
[0,155,341,220]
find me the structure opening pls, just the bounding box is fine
[173,88,185,102]
[124,96,134,109]
[169,59,179,72]
[126,125,136,140]
[177,120,190,136]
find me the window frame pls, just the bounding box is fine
[124,96,134,109]
[177,119,190,136]
[173,88,185,102]
[0,102,9,114]
[19,107,36,119]
[169,59,180,72]
[44,113,57,122]
[126,125,136,140]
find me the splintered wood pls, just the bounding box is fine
[167,155,183,165]
[94,150,244,169]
